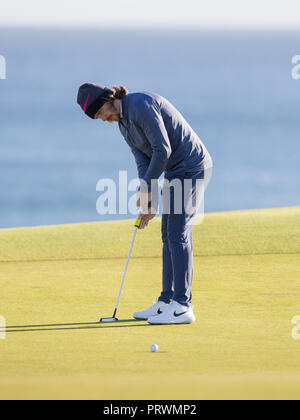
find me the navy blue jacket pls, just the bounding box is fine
[118,91,212,187]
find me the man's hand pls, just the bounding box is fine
[136,190,156,229]
[138,208,157,229]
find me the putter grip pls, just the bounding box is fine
[134,218,142,228]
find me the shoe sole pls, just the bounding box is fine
[148,317,196,325]
[133,312,166,321]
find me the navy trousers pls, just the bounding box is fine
[158,166,213,307]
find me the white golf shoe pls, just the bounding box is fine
[147,300,195,325]
[133,300,170,320]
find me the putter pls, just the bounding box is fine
[100,217,141,323]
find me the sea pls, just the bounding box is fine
[0,28,299,228]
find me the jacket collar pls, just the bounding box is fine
[120,95,129,120]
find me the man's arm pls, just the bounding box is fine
[130,145,160,215]
[130,146,150,180]
[133,99,172,187]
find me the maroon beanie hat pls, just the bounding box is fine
[77,83,114,119]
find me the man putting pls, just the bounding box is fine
[77,84,213,325]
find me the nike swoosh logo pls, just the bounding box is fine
[83,94,90,113]
[174,311,189,317]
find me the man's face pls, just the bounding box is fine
[95,102,120,123]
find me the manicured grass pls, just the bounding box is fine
[0,206,300,399]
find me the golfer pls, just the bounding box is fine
[77,84,213,325]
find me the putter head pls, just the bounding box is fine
[99,317,118,323]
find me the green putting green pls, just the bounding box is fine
[0,206,300,400]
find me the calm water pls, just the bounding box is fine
[0,28,300,228]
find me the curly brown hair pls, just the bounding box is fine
[109,85,129,100]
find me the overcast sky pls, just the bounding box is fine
[0,0,300,29]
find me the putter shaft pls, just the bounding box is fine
[100,218,141,322]
[113,224,139,317]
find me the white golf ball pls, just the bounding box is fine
[150,344,158,352]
